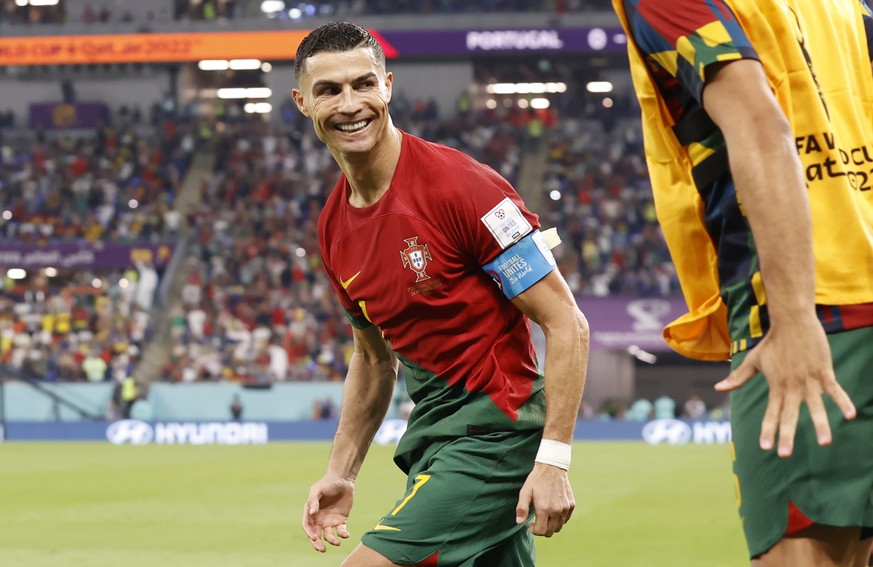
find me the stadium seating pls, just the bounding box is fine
[0,110,195,383]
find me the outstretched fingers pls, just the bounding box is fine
[302,497,327,552]
[822,377,857,421]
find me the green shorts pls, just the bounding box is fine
[361,429,540,566]
[730,325,873,558]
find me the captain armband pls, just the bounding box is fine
[482,229,558,300]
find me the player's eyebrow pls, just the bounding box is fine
[312,72,377,91]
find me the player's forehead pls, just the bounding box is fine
[299,47,384,88]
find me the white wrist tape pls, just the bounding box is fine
[534,439,571,471]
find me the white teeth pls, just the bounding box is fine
[336,120,368,132]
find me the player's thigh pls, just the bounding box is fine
[460,525,535,567]
[752,525,868,567]
[731,325,873,559]
[341,543,402,567]
[361,430,539,567]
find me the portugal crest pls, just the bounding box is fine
[401,237,432,282]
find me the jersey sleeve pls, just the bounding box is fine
[436,153,540,267]
[622,0,759,103]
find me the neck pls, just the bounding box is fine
[336,124,402,208]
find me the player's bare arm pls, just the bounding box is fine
[703,60,856,457]
[302,324,398,552]
[510,269,589,537]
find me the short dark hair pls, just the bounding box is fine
[294,22,385,82]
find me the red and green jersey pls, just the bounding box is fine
[318,133,546,472]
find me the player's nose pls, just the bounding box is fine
[336,86,362,114]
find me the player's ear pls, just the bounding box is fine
[291,88,309,117]
[384,71,393,103]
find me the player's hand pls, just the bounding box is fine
[515,462,575,537]
[714,315,856,458]
[302,474,355,552]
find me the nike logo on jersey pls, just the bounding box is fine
[373,523,401,532]
[341,271,362,290]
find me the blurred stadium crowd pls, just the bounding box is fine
[0,0,694,419]
[0,0,611,26]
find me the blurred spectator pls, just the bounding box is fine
[599,399,628,420]
[230,394,243,421]
[82,348,107,382]
[312,397,337,420]
[682,394,707,421]
[134,261,158,311]
[120,374,138,418]
[625,398,653,421]
[653,395,677,420]
[577,399,594,419]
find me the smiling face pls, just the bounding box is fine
[292,47,394,158]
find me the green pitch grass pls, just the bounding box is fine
[0,442,745,566]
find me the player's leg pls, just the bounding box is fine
[360,429,540,566]
[730,325,873,562]
[865,535,873,567]
[341,543,403,567]
[752,526,870,567]
[857,536,872,567]
[459,524,535,567]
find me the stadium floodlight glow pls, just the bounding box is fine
[44,267,57,277]
[198,60,229,71]
[15,0,27,6]
[218,88,247,99]
[485,99,497,109]
[119,278,130,289]
[246,87,272,98]
[549,190,561,201]
[1,210,11,220]
[7,268,26,280]
[229,59,262,70]
[244,102,273,113]
[486,82,567,95]
[486,83,518,95]
[602,97,614,108]
[260,0,284,13]
[220,87,272,99]
[530,98,550,109]
[515,83,542,94]
[517,99,529,109]
[586,81,614,93]
[128,199,139,209]
[295,247,306,258]
[289,7,302,19]
[261,62,272,72]
[29,0,60,4]
[92,278,103,289]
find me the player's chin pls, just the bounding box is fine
[333,137,376,155]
